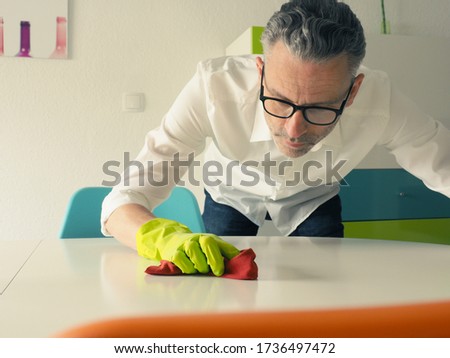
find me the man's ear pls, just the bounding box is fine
[256,56,264,76]
[346,73,365,107]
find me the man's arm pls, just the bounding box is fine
[104,204,156,250]
[382,86,450,198]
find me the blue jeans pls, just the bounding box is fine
[202,190,344,237]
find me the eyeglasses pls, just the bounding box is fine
[259,66,355,126]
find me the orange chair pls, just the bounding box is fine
[54,300,450,338]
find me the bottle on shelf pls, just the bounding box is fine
[49,16,67,59]
[16,20,32,57]
[0,17,4,56]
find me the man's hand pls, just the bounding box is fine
[136,218,240,276]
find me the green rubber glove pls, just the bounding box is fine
[136,218,240,276]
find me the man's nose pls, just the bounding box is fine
[284,110,308,139]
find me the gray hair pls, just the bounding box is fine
[261,0,366,76]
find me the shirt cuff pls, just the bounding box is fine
[100,189,151,236]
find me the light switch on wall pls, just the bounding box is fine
[122,93,145,112]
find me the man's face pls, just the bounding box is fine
[257,41,363,158]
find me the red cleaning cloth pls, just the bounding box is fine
[145,248,258,280]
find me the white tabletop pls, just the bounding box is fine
[1,236,449,337]
[0,240,42,295]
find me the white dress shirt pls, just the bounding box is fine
[101,55,450,235]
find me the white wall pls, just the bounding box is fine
[1,0,449,241]
[344,0,450,38]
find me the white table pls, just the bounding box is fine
[0,240,42,295]
[1,236,449,337]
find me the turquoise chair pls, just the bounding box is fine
[59,186,206,238]
[340,169,450,244]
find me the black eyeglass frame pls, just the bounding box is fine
[259,66,355,126]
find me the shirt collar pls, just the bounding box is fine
[250,102,273,142]
[320,121,342,148]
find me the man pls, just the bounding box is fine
[102,0,450,276]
